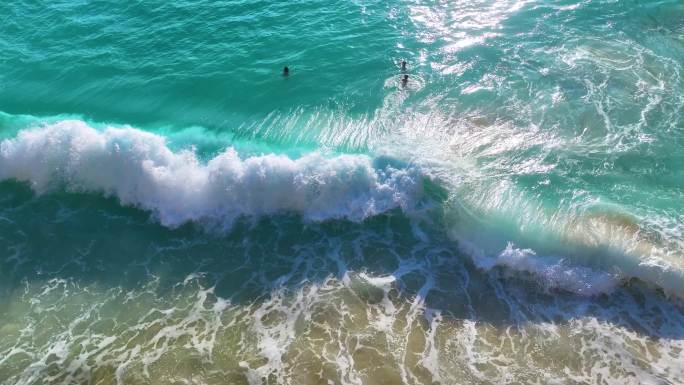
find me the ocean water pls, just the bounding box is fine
[1,0,684,384]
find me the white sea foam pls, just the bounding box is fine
[453,222,684,298]
[469,241,622,296]
[0,120,425,227]
[455,236,618,296]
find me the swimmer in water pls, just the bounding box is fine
[402,74,408,86]
[283,66,289,76]
[401,60,407,71]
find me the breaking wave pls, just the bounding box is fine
[0,120,425,228]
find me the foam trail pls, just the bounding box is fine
[0,120,425,228]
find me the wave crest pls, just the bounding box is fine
[0,120,425,227]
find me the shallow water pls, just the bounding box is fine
[1,1,684,384]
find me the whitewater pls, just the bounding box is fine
[1,0,684,384]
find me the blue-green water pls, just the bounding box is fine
[1,1,684,384]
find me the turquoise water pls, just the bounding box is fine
[2,1,684,384]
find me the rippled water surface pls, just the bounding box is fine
[1,1,684,384]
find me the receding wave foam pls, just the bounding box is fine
[0,120,425,227]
